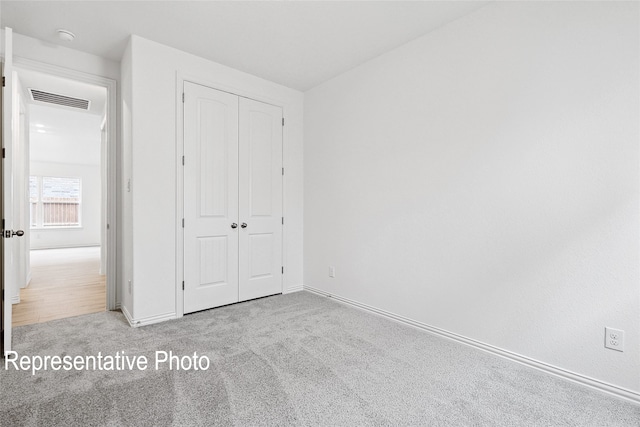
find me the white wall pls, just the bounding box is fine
[11,32,119,81]
[30,161,101,249]
[13,72,30,292]
[120,40,133,319]
[304,1,639,394]
[123,35,304,323]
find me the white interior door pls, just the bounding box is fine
[2,27,15,355]
[183,82,239,314]
[238,98,283,301]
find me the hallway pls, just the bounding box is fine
[13,247,106,326]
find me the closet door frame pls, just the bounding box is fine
[175,73,286,318]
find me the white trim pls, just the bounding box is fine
[175,71,185,319]
[127,311,177,328]
[280,107,286,297]
[175,72,289,319]
[120,305,177,328]
[14,56,118,312]
[30,244,100,250]
[11,295,20,304]
[179,72,286,110]
[283,285,303,294]
[304,285,640,405]
[121,304,134,327]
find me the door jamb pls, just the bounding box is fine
[14,57,118,311]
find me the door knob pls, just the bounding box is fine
[241,223,247,228]
[3,229,24,238]
[231,223,238,229]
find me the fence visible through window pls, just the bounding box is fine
[30,176,82,228]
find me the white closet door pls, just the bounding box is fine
[183,82,239,314]
[238,98,283,301]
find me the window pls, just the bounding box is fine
[30,176,82,228]
[29,176,38,227]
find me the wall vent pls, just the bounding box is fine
[29,89,90,110]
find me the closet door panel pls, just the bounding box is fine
[184,82,239,314]
[238,98,283,301]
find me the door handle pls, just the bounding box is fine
[231,223,238,229]
[241,223,247,229]
[2,229,24,238]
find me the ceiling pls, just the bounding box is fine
[19,68,106,166]
[30,103,103,166]
[19,68,107,116]
[0,1,488,91]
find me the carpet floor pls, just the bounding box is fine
[1,291,639,426]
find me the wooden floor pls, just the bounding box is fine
[13,247,106,327]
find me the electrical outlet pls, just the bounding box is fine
[329,266,335,278]
[605,327,624,352]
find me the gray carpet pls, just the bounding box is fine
[1,291,638,426]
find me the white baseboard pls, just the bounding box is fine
[121,305,134,326]
[303,285,640,405]
[11,295,20,304]
[122,309,176,328]
[283,285,304,294]
[30,244,101,251]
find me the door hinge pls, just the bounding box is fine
[282,217,284,225]
[182,156,185,165]
[182,93,185,103]
[282,117,284,126]
[282,167,284,176]
[182,281,185,291]
[281,266,284,274]
[2,148,5,158]
[182,218,185,228]
[2,76,5,87]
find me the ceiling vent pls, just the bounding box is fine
[29,89,90,110]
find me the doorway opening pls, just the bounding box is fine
[9,62,116,326]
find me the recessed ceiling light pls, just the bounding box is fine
[56,29,75,42]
